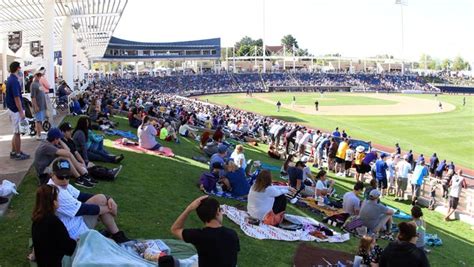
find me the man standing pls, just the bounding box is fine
[395,143,401,155]
[5,61,29,160]
[410,161,429,205]
[30,70,47,140]
[375,154,389,197]
[276,100,281,112]
[171,196,240,267]
[314,100,319,111]
[429,153,439,177]
[332,127,341,137]
[395,155,411,201]
[445,170,467,221]
[291,95,296,108]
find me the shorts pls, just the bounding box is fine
[429,167,436,175]
[449,196,459,209]
[358,164,371,174]
[397,177,408,191]
[8,109,21,134]
[335,157,345,164]
[377,178,388,189]
[180,130,189,137]
[412,184,421,198]
[34,110,46,122]
[344,161,352,170]
[149,143,162,151]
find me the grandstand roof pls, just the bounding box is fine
[107,37,220,50]
[0,0,128,58]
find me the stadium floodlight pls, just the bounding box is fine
[396,0,407,73]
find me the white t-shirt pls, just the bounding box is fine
[299,133,311,146]
[268,124,279,135]
[247,185,290,220]
[345,149,354,161]
[230,151,247,170]
[449,175,465,198]
[138,124,158,149]
[47,179,89,240]
[294,130,303,144]
[178,124,194,136]
[302,166,313,183]
[343,191,361,215]
[397,160,411,178]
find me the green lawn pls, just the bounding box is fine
[263,92,397,106]
[201,93,474,169]
[0,115,473,266]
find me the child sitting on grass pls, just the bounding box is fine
[411,205,428,253]
[357,235,383,267]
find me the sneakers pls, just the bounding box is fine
[115,154,124,163]
[84,174,98,185]
[75,176,94,188]
[9,152,16,159]
[14,152,30,161]
[111,230,131,244]
[112,165,123,180]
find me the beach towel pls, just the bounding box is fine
[222,205,350,243]
[62,230,198,267]
[299,198,344,217]
[104,129,138,140]
[293,243,354,267]
[425,233,443,246]
[113,138,175,157]
[260,163,281,172]
[208,191,247,202]
[387,206,412,220]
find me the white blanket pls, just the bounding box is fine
[222,205,350,243]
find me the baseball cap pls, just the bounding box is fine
[381,153,388,159]
[217,144,227,154]
[52,159,73,179]
[59,122,73,132]
[47,128,64,141]
[212,162,224,170]
[300,156,309,163]
[369,189,381,199]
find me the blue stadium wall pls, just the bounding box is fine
[103,37,221,60]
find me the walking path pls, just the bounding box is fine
[0,110,64,216]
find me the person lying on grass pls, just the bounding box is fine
[171,196,240,267]
[47,158,130,243]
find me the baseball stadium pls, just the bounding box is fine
[0,1,473,267]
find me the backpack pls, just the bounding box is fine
[88,166,115,181]
[199,172,219,192]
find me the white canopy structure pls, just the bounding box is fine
[0,0,128,91]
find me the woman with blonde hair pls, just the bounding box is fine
[247,170,296,225]
[357,235,383,267]
[230,144,247,170]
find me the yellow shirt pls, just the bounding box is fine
[1,83,5,94]
[355,152,365,165]
[336,141,349,159]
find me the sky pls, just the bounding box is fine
[114,0,474,63]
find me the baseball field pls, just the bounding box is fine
[199,93,474,170]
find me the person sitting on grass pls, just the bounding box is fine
[379,222,430,267]
[209,144,228,172]
[199,162,223,193]
[47,158,130,243]
[32,185,77,267]
[343,181,364,216]
[280,154,295,180]
[364,179,378,201]
[357,235,383,267]
[247,170,296,225]
[359,189,394,237]
[230,144,247,170]
[159,122,179,143]
[220,160,250,198]
[288,161,313,197]
[171,196,240,267]
[411,205,427,253]
[315,170,335,201]
[178,120,198,139]
[34,128,94,187]
[128,107,142,128]
[137,115,163,151]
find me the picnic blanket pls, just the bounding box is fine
[62,230,198,267]
[299,198,344,217]
[425,233,443,246]
[222,205,350,243]
[208,191,247,202]
[113,138,175,157]
[104,129,138,140]
[260,163,281,172]
[387,206,412,220]
[293,243,354,267]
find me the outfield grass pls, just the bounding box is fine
[201,93,474,169]
[263,92,397,106]
[0,115,473,266]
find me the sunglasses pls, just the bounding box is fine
[57,175,71,180]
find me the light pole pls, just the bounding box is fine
[262,0,266,73]
[396,0,407,74]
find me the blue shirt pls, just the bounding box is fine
[436,161,446,172]
[288,167,304,190]
[6,74,22,112]
[412,165,428,185]
[209,153,225,176]
[332,131,341,137]
[225,168,250,197]
[375,159,388,180]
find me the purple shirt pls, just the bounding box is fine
[362,152,377,165]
